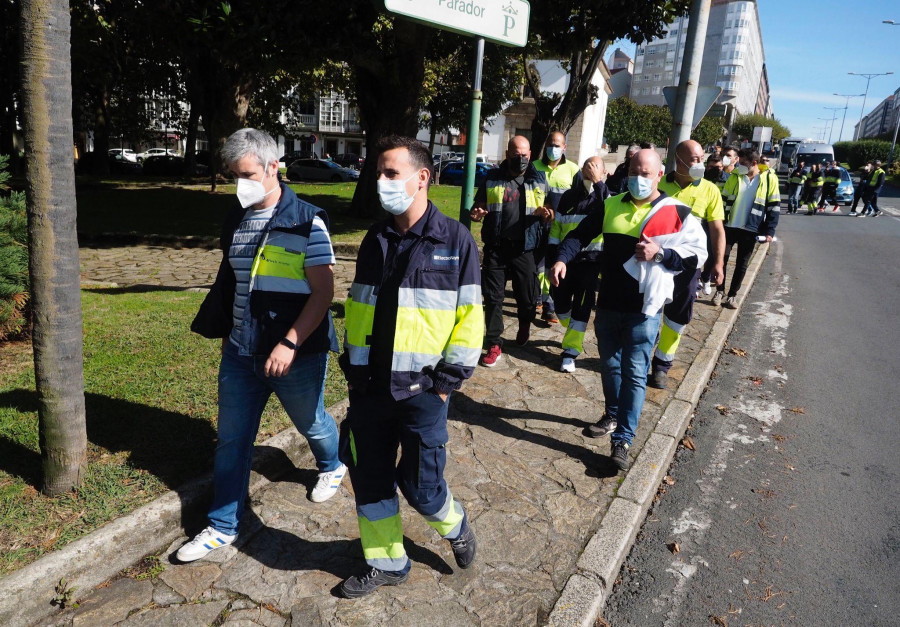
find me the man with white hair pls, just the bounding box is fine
[551,149,706,471]
[180,128,345,562]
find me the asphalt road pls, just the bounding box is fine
[602,190,900,626]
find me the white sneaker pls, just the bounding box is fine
[712,291,724,306]
[724,295,738,309]
[310,463,347,503]
[702,281,712,295]
[175,526,236,562]
[560,357,576,373]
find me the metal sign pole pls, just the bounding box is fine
[459,37,484,228]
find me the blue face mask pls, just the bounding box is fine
[627,175,654,200]
[546,146,563,162]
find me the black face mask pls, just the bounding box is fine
[509,155,529,174]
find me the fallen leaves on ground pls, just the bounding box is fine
[788,406,805,414]
[728,549,744,560]
[727,347,747,357]
[663,475,676,486]
[747,375,763,385]
[667,541,680,554]
[715,404,730,415]
[709,614,728,626]
[682,436,696,450]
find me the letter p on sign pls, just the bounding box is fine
[503,14,515,37]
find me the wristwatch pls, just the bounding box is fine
[653,249,664,263]
[279,337,299,350]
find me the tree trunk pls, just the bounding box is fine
[183,102,199,177]
[20,0,88,495]
[349,21,432,218]
[529,43,607,157]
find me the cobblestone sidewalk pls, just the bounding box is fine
[41,245,723,626]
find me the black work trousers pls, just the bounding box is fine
[718,226,758,297]
[481,240,537,347]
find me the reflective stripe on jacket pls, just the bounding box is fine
[342,202,484,400]
[722,169,781,237]
[533,157,581,210]
[191,183,338,357]
[479,161,548,251]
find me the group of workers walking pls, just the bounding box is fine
[175,127,782,600]
[787,159,886,217]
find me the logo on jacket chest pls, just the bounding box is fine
[431,248,460,267]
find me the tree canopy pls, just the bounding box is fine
[731,113,791,144]
[605,98,725,150]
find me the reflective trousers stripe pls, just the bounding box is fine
[654,315,686,362]
[358,497,409,572]
[424,492,465,538]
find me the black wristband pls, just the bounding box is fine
[279,337,299,350]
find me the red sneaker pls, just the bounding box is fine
[480,344,502,367]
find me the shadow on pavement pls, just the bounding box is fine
[451,393,620,479]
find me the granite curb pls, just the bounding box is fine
[0,400,348,627]
[546,242,771,627]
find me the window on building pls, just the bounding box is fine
[637,47,644,55]
[652,86,661,95]
[641,87,650,95]
[648,47,657,54]
[653,74,661,81]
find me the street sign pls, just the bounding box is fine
[384,0,530,47]
[663,85,723,130]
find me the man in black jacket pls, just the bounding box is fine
[469,135,551,367]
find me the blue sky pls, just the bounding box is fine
[758,0,898,142]
[610,1,899,143]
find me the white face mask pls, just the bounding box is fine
[377,172,419,215]
[721,155,732,167]
[678,155,705,181]
[235,166,276,209]
[735,164,750,176]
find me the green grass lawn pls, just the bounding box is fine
[0,288,348,576]
[75,179,472,244]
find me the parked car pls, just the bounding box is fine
[108,148,138,163]
[76,152,142,175]
[333,153,364,170]
[280,151,317,164]
[137,147,178,162]
[834,167,855,206]
[285,158,359,182]
[141,155,209,177]
[439,161,492,186]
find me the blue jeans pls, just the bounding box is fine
[593,309,662,446]
[208,342,340,535]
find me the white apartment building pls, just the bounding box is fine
[630,0,771,118]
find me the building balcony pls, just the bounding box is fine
[298,114,316,126]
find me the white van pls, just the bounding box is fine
[793,143,834,169]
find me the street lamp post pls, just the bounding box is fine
[823,107,842,143]
[848,71,894,139]
[833,93,864,142]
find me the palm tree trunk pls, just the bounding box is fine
[20,0,88,495]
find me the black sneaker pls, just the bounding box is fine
[610,441,631,471]
[648,369,667,389]
[339,567,409,599]
[584,413,617,438]
[448,516,477,569]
